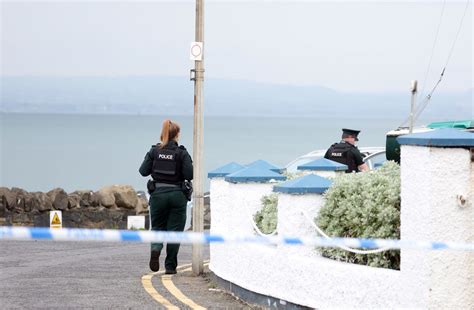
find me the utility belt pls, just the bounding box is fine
[155,182,180,188]
[147,179,193,201]
[147,180,179,193]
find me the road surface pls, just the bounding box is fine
[0,240,256,309]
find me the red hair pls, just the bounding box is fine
[159,119,180,148]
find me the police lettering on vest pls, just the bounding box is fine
[158,154,174,160]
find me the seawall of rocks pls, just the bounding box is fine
[0,185,148,229]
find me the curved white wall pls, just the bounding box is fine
[209,144,473,308]
[277,193,324,257]
[209,178,408,309]
[400,146,474,309]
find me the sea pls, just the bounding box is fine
[0,113,403,193]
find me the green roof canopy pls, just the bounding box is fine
[427,120,474,129]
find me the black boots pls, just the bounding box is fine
[149,249,178,274]
[149,250,161,272]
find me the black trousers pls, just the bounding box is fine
[149,190,187,270]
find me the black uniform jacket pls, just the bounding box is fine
[139,141,193,193]
[324,141,364,173]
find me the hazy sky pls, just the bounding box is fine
[1,0,472,93]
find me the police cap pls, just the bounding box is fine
[342,128,361,141]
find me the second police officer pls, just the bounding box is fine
[139,119,193,274]
[324,128,369,173]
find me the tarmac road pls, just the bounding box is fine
[0,240,254,309]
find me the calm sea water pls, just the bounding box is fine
[0,113,401,193]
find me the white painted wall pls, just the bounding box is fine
[209,144,473,309]
[221,182,275,235]
[209,178,229,267]
[300,170,343,178]
[400,145,474,309]
[277,193,324,257]
[211,240,404,309]
[209,178,229,235]
[209,179,277,270]
[209,177,408,309]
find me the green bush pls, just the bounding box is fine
[316,161,401,269]
[282,171,302,180]
[254,193,278,234]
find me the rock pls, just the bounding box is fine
[10,188,29,212]
[22,195,32,212]
[26,193,39,212]
[33,212,49,227]
[114,186,138,209]
[90,192,100,208]
[72,190,96,208]
[96,187,116,208]
[101,185,138,209]
[0,197,5,218]
[12,212,33,224]
[203,204,211,230]
[65,210,83,224]
[1,185,145,229]
[136,191,148,202]
[0,187,16,210]
[136,196,149,215]
[47,188,69,210]
[68,193,81,209]
[204,191,210,206]
[31,192,53,212]
[204,192,211,229]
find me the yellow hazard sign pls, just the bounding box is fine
[51,213,61,225]
[50,211,62,228]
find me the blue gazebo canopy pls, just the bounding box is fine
[225,166,287,183]
[273,174,332,194]
[297,158,348,171]
[397,128,474,147]
[208,162,245,178]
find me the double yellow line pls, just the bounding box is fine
[141,261,209,310]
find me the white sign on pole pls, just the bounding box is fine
[127,216,145,230]
[50,210,62,229]
[190,42,203,61]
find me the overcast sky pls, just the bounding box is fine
[1,0,472,93]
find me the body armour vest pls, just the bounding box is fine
[326,142,358,173]
[151,144,182,184]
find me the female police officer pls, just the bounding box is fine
[139,119,193,273]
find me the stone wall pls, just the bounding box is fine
[0,185,148,229]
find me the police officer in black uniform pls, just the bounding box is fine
[139,119,193,273]
[324,128,368,173]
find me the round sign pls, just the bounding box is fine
[191,44,202,58]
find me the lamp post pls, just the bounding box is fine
[191,0,204,276]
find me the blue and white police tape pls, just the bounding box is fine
[1,226,474,252]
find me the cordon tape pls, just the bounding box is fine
[1,226,473,252]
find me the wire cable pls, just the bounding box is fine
[443,0,471,69]
[418,0,447,101]
[400,0,471,127]
[299,209,392,254]
[250,214,277,237]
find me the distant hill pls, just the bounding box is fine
[1,76,471,120]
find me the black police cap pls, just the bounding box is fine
[342,128,361,141]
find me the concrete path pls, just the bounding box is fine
[0,240,257,309]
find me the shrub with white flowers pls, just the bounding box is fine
[254,193,278,234]
[316,161,401,269]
